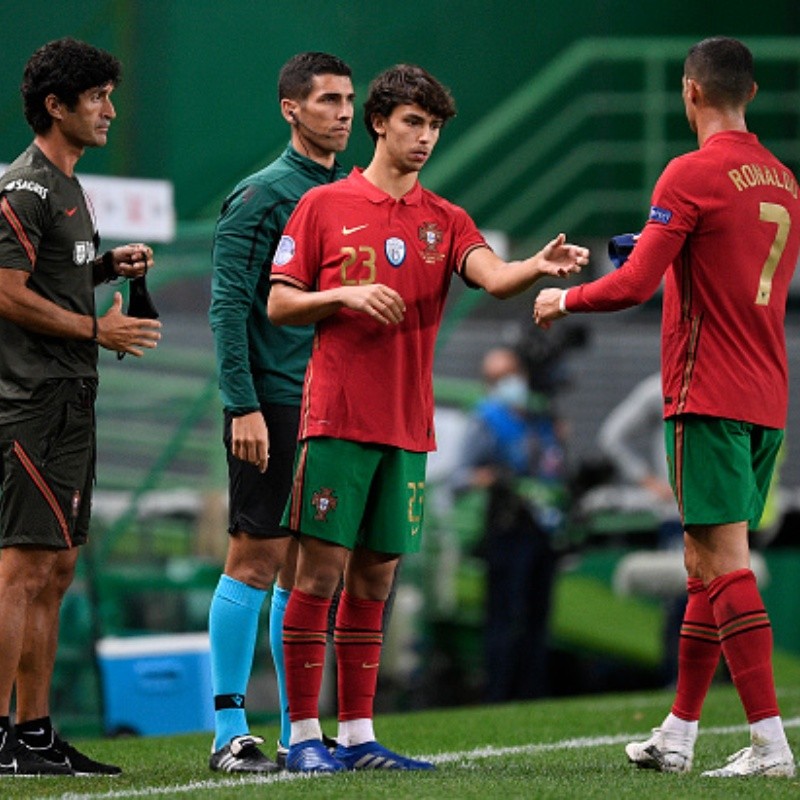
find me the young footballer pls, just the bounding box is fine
[268,63,589,772]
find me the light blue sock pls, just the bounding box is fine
[269,585,291,749]
[208,574,267,751]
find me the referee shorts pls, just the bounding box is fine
[224,403,299,539]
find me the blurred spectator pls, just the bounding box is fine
[452,347,568,701]
[598,372,681,544]
[597,372,684,684]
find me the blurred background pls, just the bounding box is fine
[2,0,800,737]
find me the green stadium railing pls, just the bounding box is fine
[425,37,800,246]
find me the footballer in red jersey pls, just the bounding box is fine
[535,37,798,779]
[271,167,486,452]
[268,64,588,774]
[555,131,799,428]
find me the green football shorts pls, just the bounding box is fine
[282,437,427,554]
[665,415,783,528]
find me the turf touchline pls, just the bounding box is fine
[47,716,800,800]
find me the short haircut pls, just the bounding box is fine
[278,52,352,101]
[685,37,755,108]
[21,37,121,134]
[363,64,457,142]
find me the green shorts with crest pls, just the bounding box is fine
[282,437,427,554]
[665,415,783,529]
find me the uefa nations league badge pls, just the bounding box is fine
[385,237,406,267]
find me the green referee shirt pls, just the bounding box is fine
[209,145,346,413]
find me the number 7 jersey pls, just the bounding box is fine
[270,167,487,451]
[568,130,800,428]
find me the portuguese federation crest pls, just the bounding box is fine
[311,487,338,521]
[418,221,444,263]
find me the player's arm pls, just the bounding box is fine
[535,159,697,328]
[534,222,683,328]
[268,279,406,326]
[0,266,161,355]
[463,233,589,299]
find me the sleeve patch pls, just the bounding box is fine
[649,205,673,225]
[273,234,295,266]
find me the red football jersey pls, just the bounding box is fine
[271,168,487,451]
[567,131,800,427]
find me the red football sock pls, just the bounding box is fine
[283,589,332,722]
[707,568,779,723]
[335,590,384,722]
[671,577,721,721]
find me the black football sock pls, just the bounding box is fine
[16,716,53,747]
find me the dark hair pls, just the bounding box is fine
[363,64,456,142]
[21,37,121,134]
[278,52,352,101]
[685,37,754,108]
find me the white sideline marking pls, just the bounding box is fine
[46,716,800,800]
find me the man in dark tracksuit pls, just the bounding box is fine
[0,37,161,777]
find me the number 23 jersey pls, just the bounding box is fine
[271,167,487,451]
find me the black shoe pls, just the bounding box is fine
[210,734,280,773]
[0,729,72,777]
[276,740,288,770]
[19,730,121,776]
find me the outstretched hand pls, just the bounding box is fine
[539,233,590,278]
[98,292,162,357]
[533,287,566,330]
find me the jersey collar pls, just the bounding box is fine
[702,130,758,149]
[349,167,423,206]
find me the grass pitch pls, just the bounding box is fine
[7,684,800,799]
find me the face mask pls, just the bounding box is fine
[491,374,528,409]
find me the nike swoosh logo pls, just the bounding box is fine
[361,662,380,669]
[65,207,78,217]
[342,224,368,236]
[304,662,324,668]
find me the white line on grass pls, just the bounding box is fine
[49,716,800,800]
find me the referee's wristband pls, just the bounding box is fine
[90,315,98,342]
[559,289,570,314]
